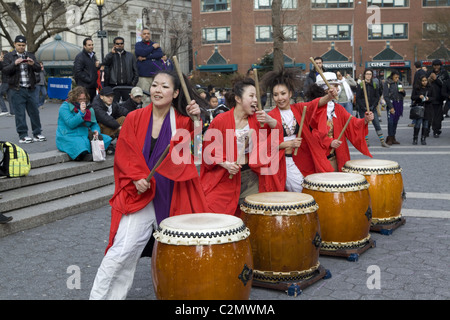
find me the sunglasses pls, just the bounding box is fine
[115,42,124,45]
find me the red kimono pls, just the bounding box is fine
[268,98,335,181]
[106,105,207,252]
[200,109,283,215]
[311,103,372,172]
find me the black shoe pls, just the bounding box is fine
[433,133,440,138]
[106,144,115,155]
[421,137,427,145]
[412,138,418,145]
[82,153,93,161]
[0,214,13,224]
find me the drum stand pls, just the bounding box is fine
[319,237,376,262]
[370,216,406,235]
[252,264,332,297]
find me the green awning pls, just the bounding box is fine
[197,64,238,72]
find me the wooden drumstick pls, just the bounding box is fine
[138,144,171,195]
[229,129,253,179]
[309,57,331,89]
[293,105,307,156]
[330,115,352,155]
[253,68,264,128]
[172,56,200,128]
[361,80,372,124]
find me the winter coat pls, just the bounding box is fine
[356,80,380,112]
[103,50,139,87]
[134,40,164,77]
[56,101,112,160]
[1,51,40,90]
[383,78,406,109]
[73,49,99,89]
[91,95,129,130]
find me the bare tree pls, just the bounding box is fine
[271,0,284,73]
[0,0,131,53]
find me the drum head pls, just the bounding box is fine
[342,159,402,175]
[302,172,369,192]
[241,192,318,215]
[154,213,250,246]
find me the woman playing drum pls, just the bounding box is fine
[261,68,339,191]
[306,72,374,172]
[90,70,209,300]
[201,77,281,216]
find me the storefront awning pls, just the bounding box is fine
[196,64,238,73]
[366,61,411,68]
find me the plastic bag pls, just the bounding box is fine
[91,137,106,162]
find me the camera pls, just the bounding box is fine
[21,55,29,63]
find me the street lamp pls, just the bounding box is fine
[95,0,105,61]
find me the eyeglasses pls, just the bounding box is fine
[115,42,124,45]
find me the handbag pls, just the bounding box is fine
[91,136,106,162]
[409,104,425,120]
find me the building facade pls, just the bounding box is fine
[1,0,193,75]
[192,0,450,84]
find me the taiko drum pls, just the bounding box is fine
[240,192,322,283]
[302,173,372,252]
[342,159,404,225]
[151,213,253,300]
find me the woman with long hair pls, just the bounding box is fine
[261,68,338,191]
[411,75,433,145]
[90,70,209,300]
[383,70,406,145]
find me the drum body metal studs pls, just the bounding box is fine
[241,192,328,290]
[151,213,253,300]
[342,159,406,233]
[302,173,375,259]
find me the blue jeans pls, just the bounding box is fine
[0,83,11,113]
[340,101,354,115]
[35,85,47,107]
[9,87,42,138]
[359,107,382,135]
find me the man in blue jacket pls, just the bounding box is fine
[135,28,164,98]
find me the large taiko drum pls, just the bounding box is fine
[151,213,253,300]
[240,192,322,284]
[302,173,372,254]
[342,159,404,226]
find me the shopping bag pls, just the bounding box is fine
[91,137,106,162]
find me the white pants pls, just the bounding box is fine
[89,202,157,300]
[285,156,304,192]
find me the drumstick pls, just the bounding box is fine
[309,57,331,89]
[229,129,253,179]
[361,80,372,124]
[253,68,264,128]
[138,144,171,195]
[172,56,200,128]
[173,55,202,164]
[330,115,353,155]
[293,105,307,156]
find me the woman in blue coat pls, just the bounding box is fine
[56,86,112,161]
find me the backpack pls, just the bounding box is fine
[0,141,31,177]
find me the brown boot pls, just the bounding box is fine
[386,136,393,146]
[392,136,400,144]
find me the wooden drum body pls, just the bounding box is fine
[240,192,322,284]
[302,173,373,255]
[342,159,404,226]
[151,213,253,300]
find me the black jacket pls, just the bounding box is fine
[1,51,40,89]
[103,50,139,87]
[91,95,129,130]
[73,49,99,89]
[121,97,143,113]
[356,80,380,112]
[427,69,449,104]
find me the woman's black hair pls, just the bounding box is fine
[260,68,302,95]
[305,83,326,101]
[224,76,255,108]
[414,75,429,91]
[153,70,209,118]
[388,70,400,79]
